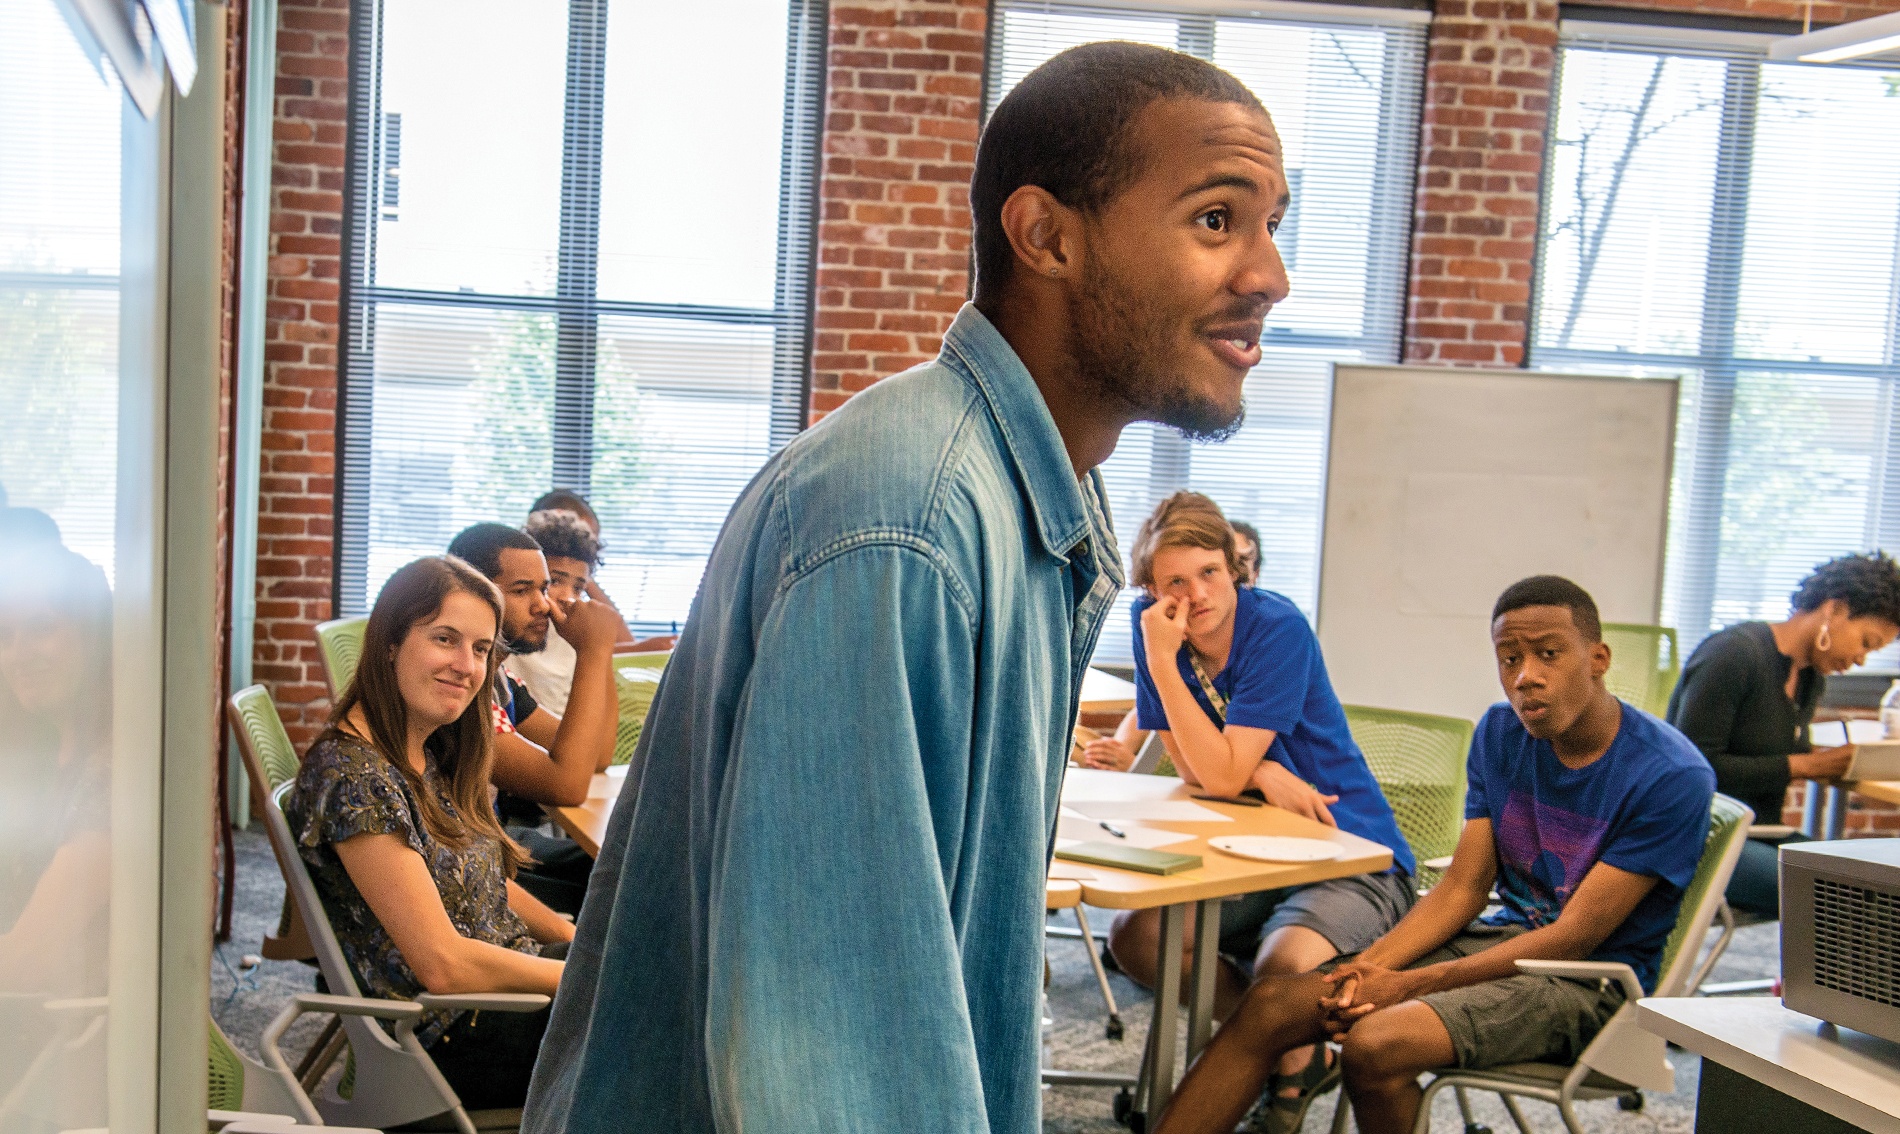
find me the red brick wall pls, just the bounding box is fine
[255,0,348,752]
[808,0,988,420]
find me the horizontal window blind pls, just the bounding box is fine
[340,0,823,626]
[988,1,1426,664]
[1532,29,1900,658]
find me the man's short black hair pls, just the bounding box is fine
[525,509,601,571]
[1792,551,1900,625]
[1492,575,1602,642]
[971,41,1266,300]
[447,522,540,581]
[531,489,598,527]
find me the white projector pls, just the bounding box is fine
[1782,838,1900,1045]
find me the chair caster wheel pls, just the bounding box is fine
[1113,1086,1135,1126]
[1619,1091,1644,1111]
[1464,1125,1494,1134]
[1106,1016,1125,1041]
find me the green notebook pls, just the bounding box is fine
[1054,841,1203,876]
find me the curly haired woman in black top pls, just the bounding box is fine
[1667,552,1900,915]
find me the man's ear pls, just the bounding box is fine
[998,184,1082,281]
[1590,638,1612,682]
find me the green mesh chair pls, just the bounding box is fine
[1601,622,1681,718]
[1379,794,1754,1134]
[1342,705,1472,892]
[207,1013,346,1128]
[611,651,671,765]
[314,617,367,701]
[228,685,317,964]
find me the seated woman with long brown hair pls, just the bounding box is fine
[285,555,573,1110]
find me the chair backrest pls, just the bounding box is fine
[1653,792,1754,997]
[225,686,364,999]
[1601,622,1681,718]
[1342,705,1472,870]
[229,683,304,794]
[208,1014,247,1113]
[315,617,368,701]
[611,651,670,766]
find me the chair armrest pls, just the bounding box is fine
[208,1110,297,1130]
[291,991,424,1020]
[1514,959,1647,1004]
[414,992,551,1013]
[1749,824,1797,839]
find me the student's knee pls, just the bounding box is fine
[1108,909,1160,981]
[1339,1007,1439,1087]
[1225,972,1322,1044]
[1255,924,1338,978]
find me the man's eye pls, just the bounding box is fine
[1198,208,1229,233]
[1268,217,1282,235]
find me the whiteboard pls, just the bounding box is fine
[1315,365,1677,723]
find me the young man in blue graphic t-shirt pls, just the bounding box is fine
[1109,493,1417,1129]
[1152,575,1715,1134]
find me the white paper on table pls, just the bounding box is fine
[1058,805,1088,819]
[1066,799,1233,824]
[589,765,630,799]
[1811,719,1885,747]
[1055,815,1196,848]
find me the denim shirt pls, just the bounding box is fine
[523,305,1124,1134]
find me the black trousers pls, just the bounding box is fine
[424,940,568,1111]
[1726,832,1809,918]
[509,828,595,917]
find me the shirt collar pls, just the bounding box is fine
[942,304,1117,574]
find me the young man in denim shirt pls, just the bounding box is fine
[526,40,1292,1134]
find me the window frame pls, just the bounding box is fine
[1530,23,1900,648]
[336,0,827,616]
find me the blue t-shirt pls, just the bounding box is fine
[1467,701,1715,992]
[1132,586,1416,877]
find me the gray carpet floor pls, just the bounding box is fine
[215,826,1779,1132]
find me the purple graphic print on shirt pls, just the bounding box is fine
[1492,790,1611,927]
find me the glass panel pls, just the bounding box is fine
[372,0,568,295]
[0,1,135,1126]
[1535,49,1727,356]
[590,314,775,626]
[596,0,790,308]
[1737,64,1900,366]
[1712,371,1882,626]
[364,303,557,599]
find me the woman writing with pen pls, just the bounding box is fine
[1104,493,1416,1134]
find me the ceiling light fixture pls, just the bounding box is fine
[1769,11,1900,63]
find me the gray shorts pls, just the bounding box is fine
[1217,869,1417,968]
[1383,923,1626,1069]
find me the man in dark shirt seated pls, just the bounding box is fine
[448,522,622,913]
[1154,576,1715,1134]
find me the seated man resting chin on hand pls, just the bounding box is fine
[1109,493,1417,1133]
[1153,575,1715,1134]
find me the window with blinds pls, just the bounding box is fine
[986,0,1427,663]
[1531,24,1900,653]
[339,0,824,625]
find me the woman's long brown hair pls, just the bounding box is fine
[322,555,525,874]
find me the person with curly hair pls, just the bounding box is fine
[1666,551,1900,915]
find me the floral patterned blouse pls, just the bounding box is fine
[285,732,539,1044]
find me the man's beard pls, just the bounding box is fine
[1066,255,1247,443]
[503,629,547,655]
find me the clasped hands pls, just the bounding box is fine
[1315,961,1428,1039]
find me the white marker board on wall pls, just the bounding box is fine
[1316,365,1677,723]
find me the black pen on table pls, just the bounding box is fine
[1099,820,1127,839]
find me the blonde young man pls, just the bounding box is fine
[1110,492,1415,1132]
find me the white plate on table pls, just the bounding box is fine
[1208,835,1342,863]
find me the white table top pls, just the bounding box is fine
[1638,997,1900,1133]
[1079,667,1137,712]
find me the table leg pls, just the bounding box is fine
[1144,903,1187,1119]
[1186,897,1222,1062]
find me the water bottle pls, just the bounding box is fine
[1881,680,1900,739]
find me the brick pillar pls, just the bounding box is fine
[809,0,988,422]
[255,0,348,751]
[1404,0,1558,367]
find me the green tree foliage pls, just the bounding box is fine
[0,286,117,522]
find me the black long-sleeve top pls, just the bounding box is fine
[1664,621,1820,824]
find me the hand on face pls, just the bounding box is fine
[1141,595,1192,665]
[550,592,620,655]
[1249,760,1338,827]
